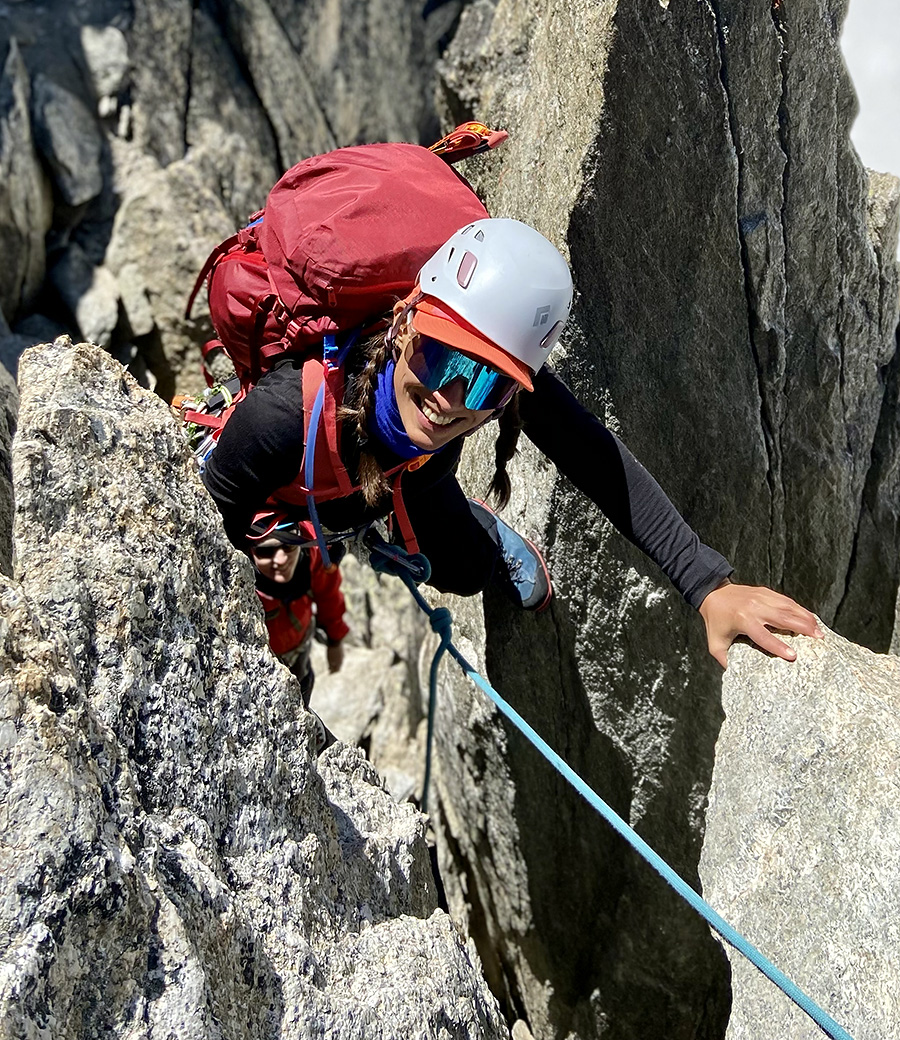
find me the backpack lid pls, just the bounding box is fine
[259,143,489,322]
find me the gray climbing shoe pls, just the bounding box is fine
[468,499,552,612]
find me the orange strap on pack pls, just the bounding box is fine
[428,122,509,165]
[181,410,224,430]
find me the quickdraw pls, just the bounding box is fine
[172,376,242,475]
[428,121,509,164]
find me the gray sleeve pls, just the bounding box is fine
[518,367,733,609]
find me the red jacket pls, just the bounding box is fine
[256,548,349,658]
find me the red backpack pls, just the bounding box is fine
[183,124,506,559]
[186,125,505,386]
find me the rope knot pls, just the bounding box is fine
[429,606,453,642]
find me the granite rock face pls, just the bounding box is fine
[0,338,507,1040]
[102,156,236,401]
[832,172,900,649]
[0,38,53,326]
[699,630,900,1040]
[31,71,105,209]
[0,0,444,395]
[310,553,431,804]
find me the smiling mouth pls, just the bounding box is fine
[415,393,462,429]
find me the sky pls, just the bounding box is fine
[840,0,900,178]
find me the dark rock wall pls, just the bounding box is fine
[0,360,16,576]
[833,172,900,647]
[426,0,900,1037]
[0,37,53,346]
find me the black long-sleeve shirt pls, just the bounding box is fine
[203,360,732,608]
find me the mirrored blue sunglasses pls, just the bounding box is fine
[410,336,519,411]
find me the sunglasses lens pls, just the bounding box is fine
[463,366,517,410]
[253,542,298,559]
[411,337,517,410]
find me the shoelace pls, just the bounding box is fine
[501,551,527,584]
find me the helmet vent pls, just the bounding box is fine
[447,247,455,262]
[540,320,564,351]
[460,225,474,236]
[474,229,485,241]
[457,251,478,288]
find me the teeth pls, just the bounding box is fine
[422,403,455,426]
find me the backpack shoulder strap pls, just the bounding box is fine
[301,348,355,501]
[301,335,359,565]
[390,462,425,555]
[299,333,432,561]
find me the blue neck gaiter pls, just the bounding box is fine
[370,359,441,459]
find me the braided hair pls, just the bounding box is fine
[338,328,394,507]
[487,392,522,510]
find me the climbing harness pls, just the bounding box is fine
[367,539,855,1040]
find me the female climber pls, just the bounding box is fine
[203,217,822,668]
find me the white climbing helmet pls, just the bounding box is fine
[410,218,573,390]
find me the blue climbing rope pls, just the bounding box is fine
[368,540,855,1040]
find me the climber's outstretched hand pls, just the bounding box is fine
[699,580,824,669]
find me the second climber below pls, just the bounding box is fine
[203,217,822,667]
[249,526,348,705]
